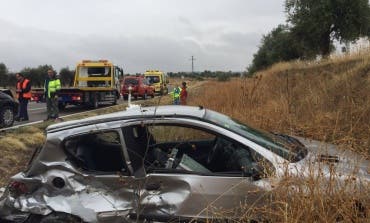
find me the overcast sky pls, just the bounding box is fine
[0,0,286,73]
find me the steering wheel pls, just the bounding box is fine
[171,151,184,169]
[165,148,180,169]
[207,137,222,165]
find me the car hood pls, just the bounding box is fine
[293,137,369,182]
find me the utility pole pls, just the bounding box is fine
[190,56,196,75]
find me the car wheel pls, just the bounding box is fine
[27,212,82,223]
[0,106,15,128]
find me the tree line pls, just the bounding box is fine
[0,63,75,88]
[168,71,243,81]
[247,0,370,75]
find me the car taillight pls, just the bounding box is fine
[9,181,28,195]
[72,95,81,101]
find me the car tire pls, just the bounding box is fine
[26,212,82,223]
[0,106,15,128]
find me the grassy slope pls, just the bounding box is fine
[189,52,370,157]
[185,51,370,222]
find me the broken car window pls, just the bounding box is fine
[122,124,273,178]
[204,110,307,162]
[64,130,128,173]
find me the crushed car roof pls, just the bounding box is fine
[46,105,207,132]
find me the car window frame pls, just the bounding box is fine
[61,128,131,175]
[120,118,276,178]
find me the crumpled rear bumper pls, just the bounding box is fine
[0,187,30,223]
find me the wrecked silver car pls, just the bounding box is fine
[0,105,369,222]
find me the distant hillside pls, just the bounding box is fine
[189,50,370,157]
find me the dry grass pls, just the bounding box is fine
[186,50,370,222]
[0,128,46,184]
[189,52,370,158]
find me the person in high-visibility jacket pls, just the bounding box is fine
[15,73,31,121]
[169,84,181,105]
[44,69,61,120]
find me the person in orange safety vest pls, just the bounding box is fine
[180,81,188,105]
[15,73,31,121]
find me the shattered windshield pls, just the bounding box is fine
[204,110,307,162]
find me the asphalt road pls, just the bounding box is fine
[12,85,176,128]
[13,99,126,127]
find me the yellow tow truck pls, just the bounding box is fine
[144,70,169,95]
[32,60,123,109]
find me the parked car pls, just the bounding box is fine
[0,89,19,128]
[121,76,155,100]
[0,106,368,222]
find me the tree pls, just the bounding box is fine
[285,0,370,57]
[247,24,303,74]
[59,67,75,87]
[0,63,8,88]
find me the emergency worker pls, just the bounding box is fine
[44,69,61,121]
[15,73,31,121]
[180,81,188,105]
[170,84,181,105]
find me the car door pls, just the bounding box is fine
[125,121,275,221]
[63,129,137,222]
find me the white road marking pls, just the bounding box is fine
[28,107,45,111]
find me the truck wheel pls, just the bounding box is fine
[113,92,119,105]
[93,99,99,109]
[0,106,15,128]
[92,94,99,109]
